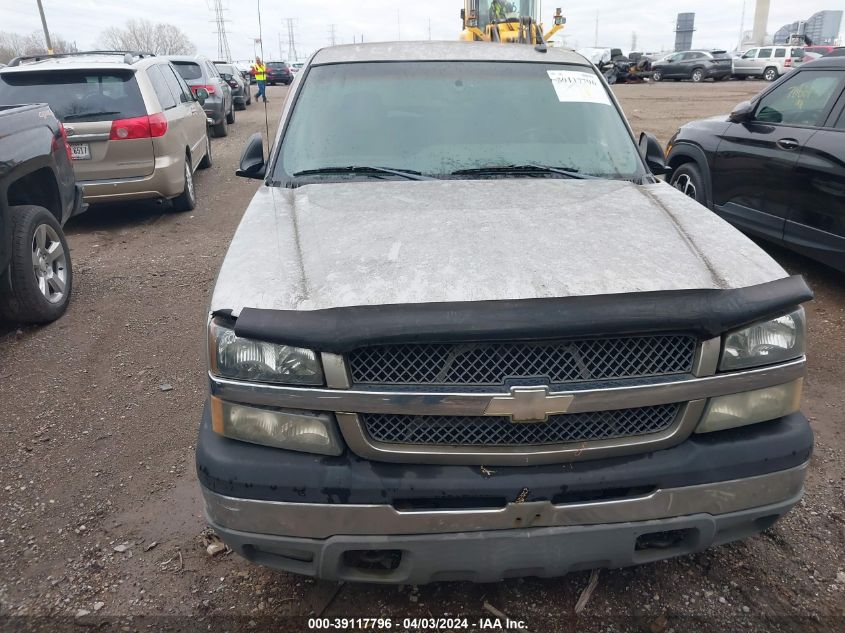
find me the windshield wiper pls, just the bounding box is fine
[450,164,599,179]
[292,166,434,181]
[63,111,121,121]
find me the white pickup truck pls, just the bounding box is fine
[196,42,813,584]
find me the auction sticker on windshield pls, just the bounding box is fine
[547,70,611,106]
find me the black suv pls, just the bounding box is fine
[265,62,293,86]
[666,57,845,272]
[652,50,733,83]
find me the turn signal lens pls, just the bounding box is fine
[695,380,803,434]
[210,397,343,455]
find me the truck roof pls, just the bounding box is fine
[311,41,590,66]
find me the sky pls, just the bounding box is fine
[4,0,842,61]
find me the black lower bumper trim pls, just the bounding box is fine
[195,404,813,505]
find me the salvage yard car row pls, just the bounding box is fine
[0,50,255,323]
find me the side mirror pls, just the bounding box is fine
[236,133,266,179]
[729,100,755,123]
[194,87,209,106]
[638,132,670,176]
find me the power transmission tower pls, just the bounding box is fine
[328,24,338,46]
[631,31,638,51]
[210,0,232,61]
[286,18,298,61]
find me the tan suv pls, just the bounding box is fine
[0,51,212,211]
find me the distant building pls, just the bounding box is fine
[674,13,695,52]
[773,10,842,45]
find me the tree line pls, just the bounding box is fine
[1,19,195,64]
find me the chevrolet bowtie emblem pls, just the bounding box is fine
[484,386,575,423]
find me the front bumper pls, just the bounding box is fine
[197,408,812,583]
[205,489,802,584]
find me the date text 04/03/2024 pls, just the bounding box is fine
[307,617,527,630]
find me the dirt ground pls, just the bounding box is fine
[1,80,844,633]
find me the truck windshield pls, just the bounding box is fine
[276,61,644,184]
[0,70,145,123]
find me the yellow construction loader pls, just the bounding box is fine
[459,1,566,44]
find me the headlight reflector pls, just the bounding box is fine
[720,308,805,371]
[695,379,803,434]
[211,397,343,455]
[209,318,323,385]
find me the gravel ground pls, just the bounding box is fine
[0,80,843,633]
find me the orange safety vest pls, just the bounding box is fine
[253,63,266,81]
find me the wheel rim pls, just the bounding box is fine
[766,70,776,81]
[31,224,67,304]
[673,174,698,200]
[654,71,661,81]
[693,71,702,81]
[185,161,195,201]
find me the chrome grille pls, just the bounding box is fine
[347,336,697,386]
[361,404,682,446]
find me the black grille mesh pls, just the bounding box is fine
[362,404,682,446]
[347,336,697,386]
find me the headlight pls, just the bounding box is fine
[211,397,343,455]
[719,308,805,371]
[208,318,323,385]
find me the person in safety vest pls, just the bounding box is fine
[252,57,267,103]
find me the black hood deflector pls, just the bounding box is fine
[231,275,813,352]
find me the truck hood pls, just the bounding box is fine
[211,179,787,316]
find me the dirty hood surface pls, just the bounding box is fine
[211,179,787,316]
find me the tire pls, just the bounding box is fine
[236,99,246,111]
[246,92,252,106]
[198,135,213,169]
[226,104,235,124]
[651,69,663,82]
[669,163,709,208]
[690,67,704,83]
[171,156,196,212]
[212,114,227,138]
[764,67,779,82]
[0,205,72,324]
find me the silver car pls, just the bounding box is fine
[733,46,806,81]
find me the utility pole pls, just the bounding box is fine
[210,0,232,61]
[36,0,53,54]
[738,0,746,51]
[631,31,637,51]
[397,8,401,40]
[328,24,338,46]
[428,18,432,40]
